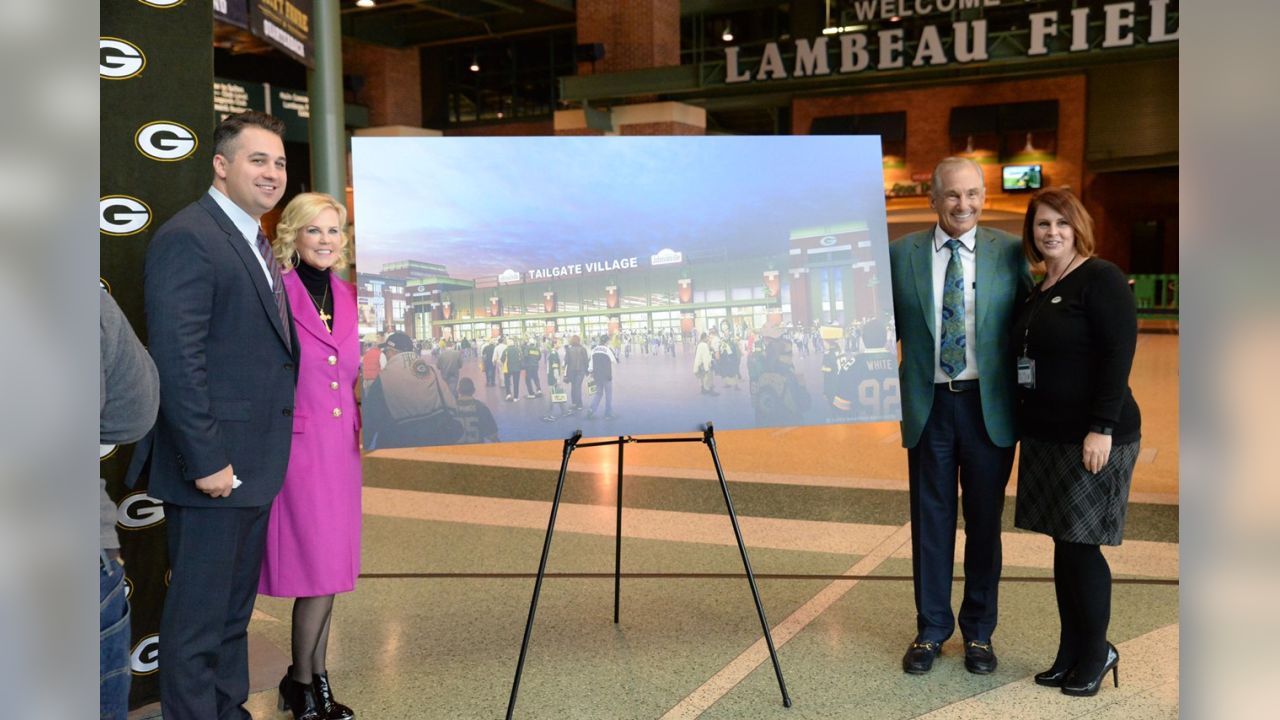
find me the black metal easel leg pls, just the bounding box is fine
[507,431,581,720]
[703,423,793,708]
[614,436,624,624]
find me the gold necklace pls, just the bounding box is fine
[306,282,332,333]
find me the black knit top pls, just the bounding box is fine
[294,259,335,331]
[1011,258,1142,445]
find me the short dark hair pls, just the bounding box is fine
[213,111,285,158]
[458,377,476,396]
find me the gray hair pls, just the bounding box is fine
[930,157,985,198]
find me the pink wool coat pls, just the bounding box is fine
[259,269,362,597]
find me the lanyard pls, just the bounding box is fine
[1021,255,1082,356]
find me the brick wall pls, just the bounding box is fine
[445,120,555,136]
[1082,168,1178,271]
[793,74,1088,203]
[343,38,422,128]
[620,122,703,136]
[575,0,679,75]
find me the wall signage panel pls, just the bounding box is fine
[214,0,250,29]
[249,0,314,68]
[213,77,309,144]
[724,0,1179,84]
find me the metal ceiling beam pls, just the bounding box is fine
[410,1,471,21]
[344,4,572,47]
[340,0,419,15]
[525,0,574,10]
[681,0,789,17]
[412,21,575,47]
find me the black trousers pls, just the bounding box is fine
[907,384,1014,644]
[159,502,271,720]
[567,370,584,407]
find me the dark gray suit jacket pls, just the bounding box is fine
[134,193,296,508]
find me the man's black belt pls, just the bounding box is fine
[937,379,979,392]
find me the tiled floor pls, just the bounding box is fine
[138,334,1179,719]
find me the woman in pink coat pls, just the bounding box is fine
[263,193,361,720]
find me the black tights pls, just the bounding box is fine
[289,595,335,683]
[1050,540,1112,675]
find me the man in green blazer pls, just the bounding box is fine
[889,157,1032,676]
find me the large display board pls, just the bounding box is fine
[352,136,899,448]
[102,0,213,708]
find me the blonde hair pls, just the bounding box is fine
[272,192,352,272]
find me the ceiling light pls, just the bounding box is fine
[721,23,734,42]
[469,55,480,72]
[356,0,375,8]
[822,24,868,35]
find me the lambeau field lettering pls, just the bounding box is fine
[725,0,1178,83]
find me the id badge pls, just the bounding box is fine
[1016,356,1035,388]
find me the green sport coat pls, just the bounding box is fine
[888,226,1033,449]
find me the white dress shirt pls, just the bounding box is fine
[207,186,274,289]
[931,224,979,383]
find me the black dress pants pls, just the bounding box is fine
[907,384,1014,644]
[159,502,271,720]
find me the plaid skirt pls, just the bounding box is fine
[1014,437,1140,546]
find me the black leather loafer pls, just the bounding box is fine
[963,640,998,674]
[902,640,943,674]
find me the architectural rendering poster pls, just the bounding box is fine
[351,136,899,449]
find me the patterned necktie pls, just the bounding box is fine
[255,228,291,352]
[939,238,966,378]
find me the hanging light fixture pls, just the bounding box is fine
[356,0,376,8]
[721,21,734,43]
[469,54,480,72]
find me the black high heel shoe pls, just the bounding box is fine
[314,671,355,719]
[1033,662,1074,687]
[1061,643,1119,697]
[278,672,324,720]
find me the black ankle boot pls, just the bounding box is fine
[313,671,355,719]
[278,673,323,720]
[1061,642,1119,697]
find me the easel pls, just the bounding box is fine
[506,422,792,718]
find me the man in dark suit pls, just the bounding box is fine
[140,111,295,718]
[889,157,1032,676]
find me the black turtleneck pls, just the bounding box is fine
[294,260,335,330]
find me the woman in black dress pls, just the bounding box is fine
[1011,188,1141,697]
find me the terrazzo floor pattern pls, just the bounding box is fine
[235,491,1177,719]
[226,335,1179,719]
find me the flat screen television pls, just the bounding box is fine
[1002,164,1043,191]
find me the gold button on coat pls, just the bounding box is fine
[332,408,342,418]
[327,355,337,365]
[330,381,339,390]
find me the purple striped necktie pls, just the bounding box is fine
[255,228,291,352]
